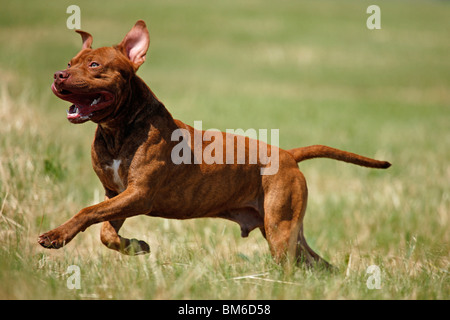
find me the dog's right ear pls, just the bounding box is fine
[75,30,93,50]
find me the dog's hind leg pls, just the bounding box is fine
[263,170,307,266]
[293,188,333,269]
[263,169,332,269]
[296,224,333,269]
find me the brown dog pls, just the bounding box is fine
[39,21,390,267]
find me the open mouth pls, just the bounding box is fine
[51,83,115,123]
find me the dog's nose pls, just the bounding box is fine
[54,70,70,82]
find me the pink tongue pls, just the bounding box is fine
[67,104,92,119]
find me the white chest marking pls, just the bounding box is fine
[106,159,126,193]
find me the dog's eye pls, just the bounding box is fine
[67,63,71,68]
[89,62,100,68]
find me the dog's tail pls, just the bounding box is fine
[288,145,391,169]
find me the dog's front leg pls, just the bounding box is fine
[99,190,150,255]
[38,186,152,249]
[100,219,151,255]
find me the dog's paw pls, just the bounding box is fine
[38,228,69,249]
[121,238,150,256]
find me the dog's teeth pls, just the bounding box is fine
[91,98,100,106]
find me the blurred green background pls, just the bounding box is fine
[0,0,448,299]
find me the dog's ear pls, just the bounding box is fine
[117,20,150,70]
[75,30,93,50]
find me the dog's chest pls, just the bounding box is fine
[103,159,126,193]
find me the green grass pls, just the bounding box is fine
[0,0,448,299]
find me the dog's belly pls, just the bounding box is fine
[216,206,264,237]
[149,163,263,220]
[150,198,264,237]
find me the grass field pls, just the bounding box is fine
[0,0,448,300]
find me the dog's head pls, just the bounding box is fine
[51,20,150,124]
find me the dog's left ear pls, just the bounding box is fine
[117,20,150,70]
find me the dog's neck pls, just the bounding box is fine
[96,75,174,156]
